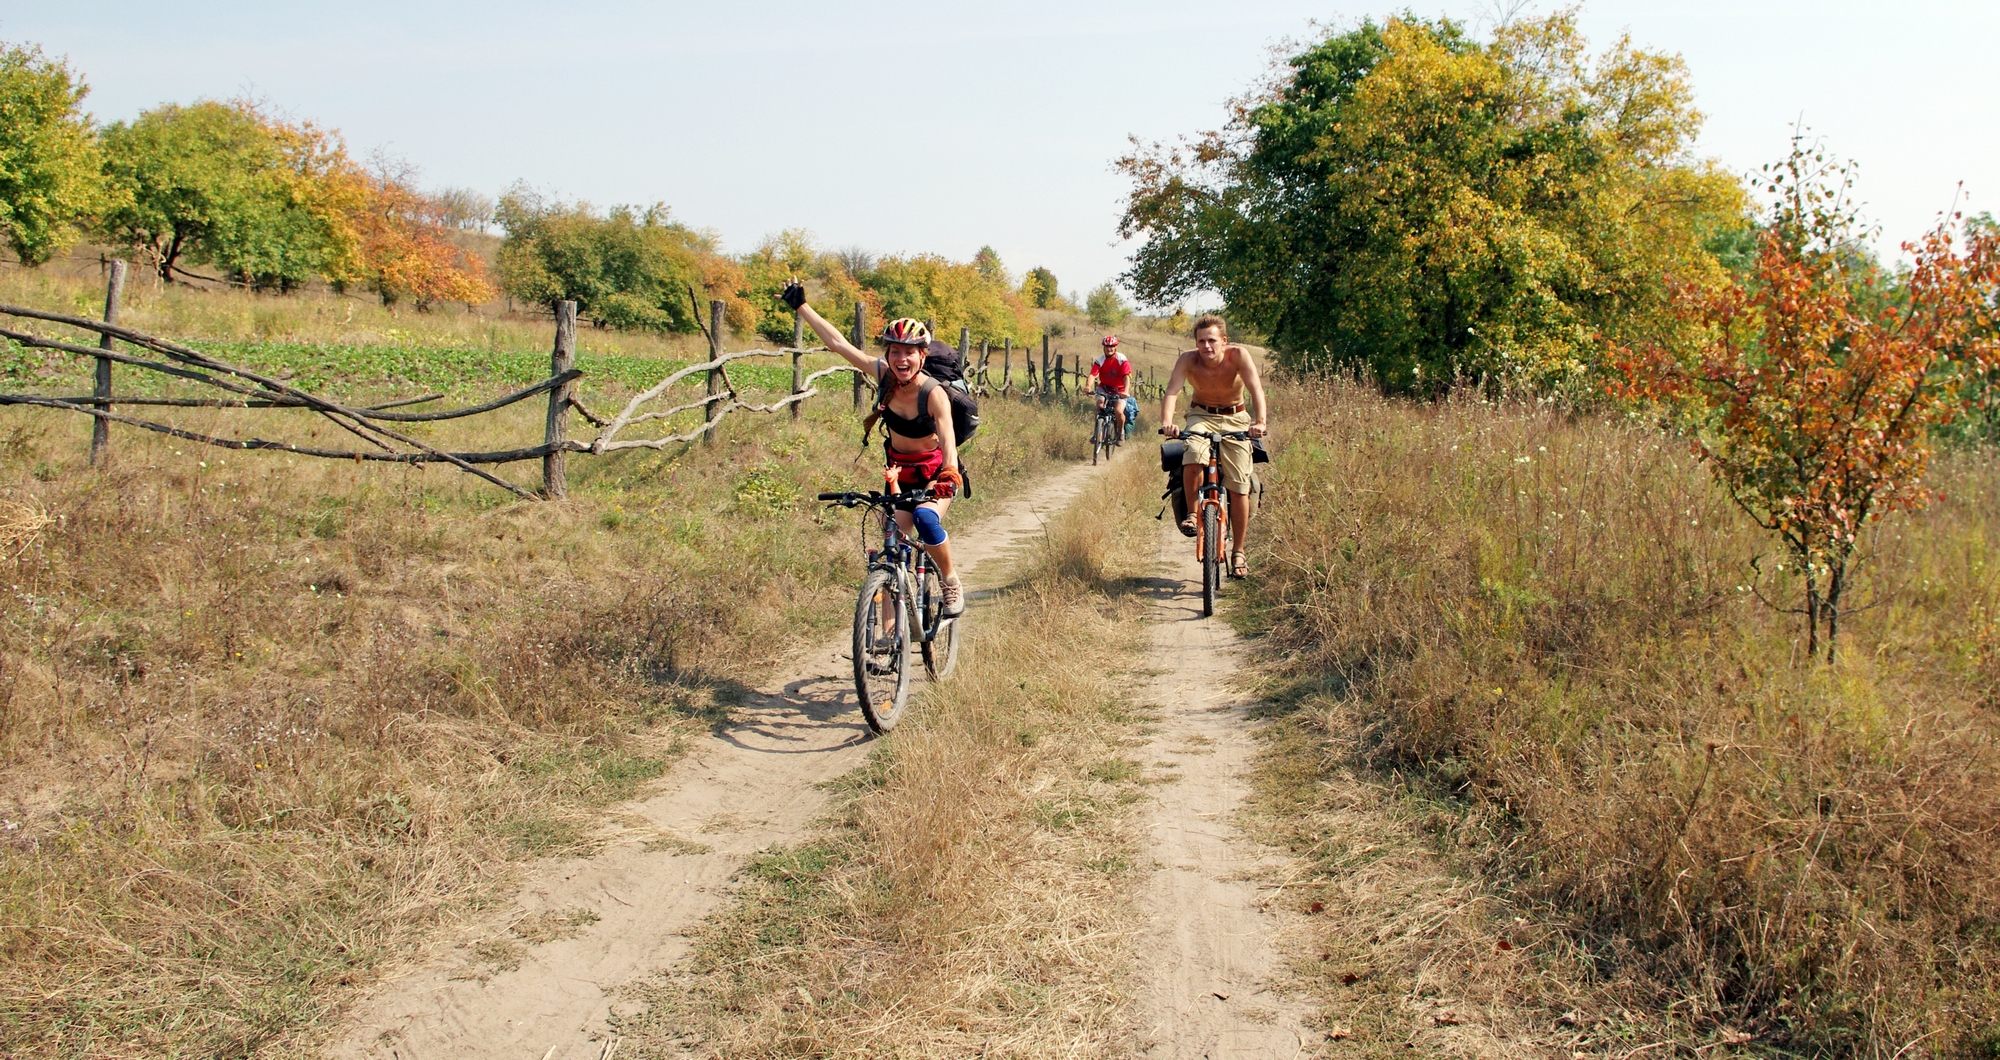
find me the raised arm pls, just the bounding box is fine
[1159,351,1192,438]
[1236,347,1269,439]
[784,281,877,373]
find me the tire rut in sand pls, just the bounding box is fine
[325,458,1112,1060]
[1129,516,1315,1058]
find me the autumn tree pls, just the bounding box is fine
[863,252,1039,346]
[98,100,361,288]
[1119,14,1747,393]
[1019,266,1063,309]
[739,228,880,343]
[494,186,745,332]
[1611,140,2000,661]
[0,42,108,265]
[349,174,493,310]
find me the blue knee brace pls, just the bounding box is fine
[912,506,948,546]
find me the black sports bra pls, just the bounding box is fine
[876,366,939,440]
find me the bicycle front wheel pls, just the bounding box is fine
[853,567,913,734]
[1200,503,1221,617]
[1091,417,1106,465]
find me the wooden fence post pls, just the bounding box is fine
[1056,352,1065,394]
[958,327,970,381]
[791,310,804,422]
[543,299,577,498]
[704,300,725,446]
[851,302,866,408]
[979,338,989,388]
[89,259,127,465]
[1040,335,1049,398]
[1002,338,1011,390]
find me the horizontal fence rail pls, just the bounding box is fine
[0,290,1170,498]
[0,296,869,498]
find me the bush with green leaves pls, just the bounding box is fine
[494,187,710,332]
[1084,283,1130,328]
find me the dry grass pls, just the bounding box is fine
[0,276,1095,1057]
[618,453,1165,1058]
[1,252,713,362]
[1240,378,2000,1057]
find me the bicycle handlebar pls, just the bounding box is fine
[1160,426,1256,440]
[816,487,939,509]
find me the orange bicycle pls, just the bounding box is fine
[1165,425,1253,617]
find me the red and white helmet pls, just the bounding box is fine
[880,318,932,347]
[1101,335,1120,349]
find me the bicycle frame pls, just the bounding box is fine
[819,486,949,648]
[1170,425,1252,616]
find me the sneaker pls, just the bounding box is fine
[940,576,965,618]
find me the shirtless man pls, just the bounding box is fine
[1160,314,1269,578]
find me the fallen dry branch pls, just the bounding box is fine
[592,360,859,453]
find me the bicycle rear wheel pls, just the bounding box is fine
[853,567,912,733]
[1200,503,1221,617]
[919,566,961,680]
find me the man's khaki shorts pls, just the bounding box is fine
[1180,408,1255,494]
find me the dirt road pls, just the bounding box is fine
[326,459,1112,1060]
[1127,519,1314,1056]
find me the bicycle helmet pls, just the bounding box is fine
[881,318,932,347]
[1101,335,1120,349]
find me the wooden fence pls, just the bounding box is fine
[0,272,1162,498]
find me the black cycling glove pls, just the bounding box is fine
[780,281,807,311]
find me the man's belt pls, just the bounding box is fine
[1192,402,1244,414]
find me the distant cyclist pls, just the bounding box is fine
[1090,335,1139,440]
[784,281,965,616]
[1160,314,1268,578]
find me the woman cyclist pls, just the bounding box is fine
[783,281,965,617]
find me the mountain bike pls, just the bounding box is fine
[1166,426,1254,617]
[1090,391,1126,465]
[816,484,961,734]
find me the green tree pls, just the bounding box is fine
[1118,14,1747,393]
[0,43,108,265]
[1020,266,1062,309]
[1085,283,1130,328]
[494,186,712,332]
[973,245,1006,282]
[99,100,359,288]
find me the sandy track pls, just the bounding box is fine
[1129,519,1314,1058]
[326,458,1111,1060]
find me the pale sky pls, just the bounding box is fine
[5,1,1995,307]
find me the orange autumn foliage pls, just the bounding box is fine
[1611,142,2000,661]
[349,176,494,310]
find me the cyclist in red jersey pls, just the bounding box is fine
[1090,335,1139,439]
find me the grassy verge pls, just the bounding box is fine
[616,452,1164,1057]
[0,307,1097,1058]
[1238,379,2000,1056]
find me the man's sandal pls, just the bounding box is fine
[1229,551,1249,578]
[1177,513,1198,538]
